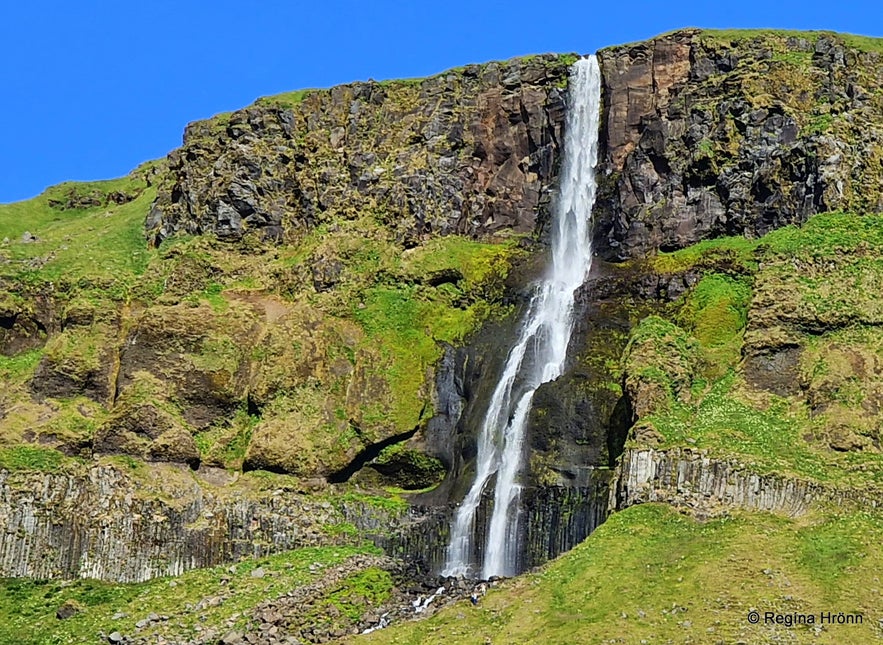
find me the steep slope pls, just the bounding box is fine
[353,503,883,644]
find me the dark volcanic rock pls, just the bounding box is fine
[593,30,883,260]
[55,600,82,620]
[146,56,575,247]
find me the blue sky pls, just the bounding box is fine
[1,1,880,203]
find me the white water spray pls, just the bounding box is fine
[442,56,602,579]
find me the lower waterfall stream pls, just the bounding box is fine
[442,56,603,579]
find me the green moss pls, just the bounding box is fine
[188,333,240,374]
[320,567,393,622]
[401,235,525,301]
[651,235,759,274]
[0,445,68,472]
[320,522,359,538]
[372,443,445,489]
[803,112,834,136]
[334,491,409,513]
[557,53,581,67]
[644,373,883,485]
[678,273,751,371]
[0,349,43,383]
[196,406,258,468]
[625,316,701,380]
[351,284,495,430]
[696,138,714,157]
[42,324,108,375]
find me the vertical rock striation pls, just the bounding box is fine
[610,447,879,517]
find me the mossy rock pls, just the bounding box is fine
[242,390,353,477]
[369,443,445,490]
[94,373,199,467]
[622,316,700,418]
[31,323,117,404]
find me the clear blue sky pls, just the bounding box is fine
[1,0,880,203]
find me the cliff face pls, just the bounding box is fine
[594,30,883,260]
[3,30,883,588]
[0,465,341,582]
[612,447,823,517]
[146,56,574,247]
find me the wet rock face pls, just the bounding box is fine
[146,56,572,247]
[594,30,883,260]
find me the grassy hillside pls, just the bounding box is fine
[0,160,524,481]
[353,504,883,644]
[622,211,883,492]
[0,544,385,645]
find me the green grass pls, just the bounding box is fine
[253,88,315,108]
[400,235,525,300]
[319,567,393,623]
[0,348,43,382]
[0,445,69,472]
[0,544,382,645]
[678,273,751,370]
[195,406,258,468]
[643,372,883,487]
[350,237,522,415]
[334,491,409,514]
[355,504,883,645]
[628,211,883,486]
[0,172,158,306]
[651,233,759,274]
[350,275,509,431]
[697,29,883,54]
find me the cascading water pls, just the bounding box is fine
[442,55,602,579]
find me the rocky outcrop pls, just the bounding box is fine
[146,56,575,247]
[594,30,883,260]
[146,31,883,263]
[0,464,379,582]
[0,288,53,356]
[609,447,878,517]
[612,447,818,515]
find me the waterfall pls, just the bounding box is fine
[442,56,602,579]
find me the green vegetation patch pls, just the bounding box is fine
[626,211,883,485]
[254,88,315,109]
[623,315,701,410]
[311,567,393,627]
[644,374,833,480]
[678,273,751,371]
[0,445,68,472]
[697,28,883,54]
[356,504,883,645]
[0,348,43,383]
[0,181,156,299]
[0,545,382,645]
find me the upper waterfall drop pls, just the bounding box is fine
[442,55,603,579]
